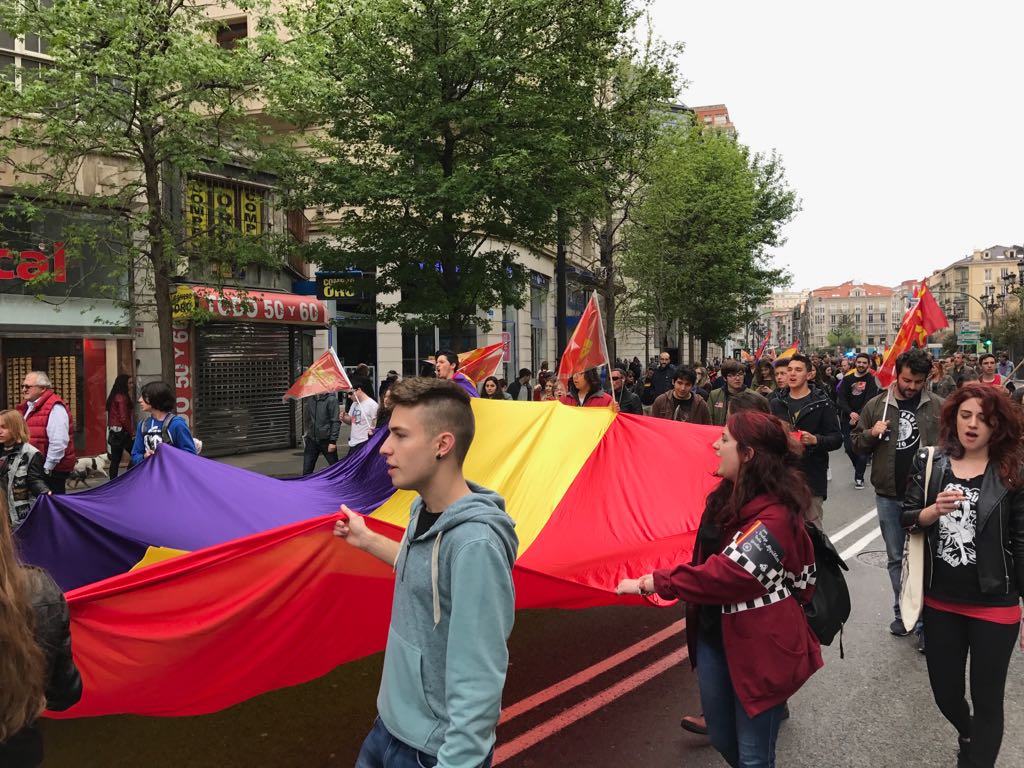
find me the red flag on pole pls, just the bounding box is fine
[875,280,948,388]
[282,348,352,401]
[557,291,611,386]
[754,330,772,361]
[458,341,507,384]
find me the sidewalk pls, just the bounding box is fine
[70,424,354,492]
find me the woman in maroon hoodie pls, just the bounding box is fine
[618,410,822,767]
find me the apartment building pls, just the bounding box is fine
[926,245,1024,330]
[801,281,904,352]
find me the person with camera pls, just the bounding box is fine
[852,349,943,645]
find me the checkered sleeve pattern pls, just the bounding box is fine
[720,531,794,615]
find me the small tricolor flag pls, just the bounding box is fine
[775,340,800,361]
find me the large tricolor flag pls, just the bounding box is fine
[282,347,352,401]
[558,291,611,386]
[458,340,506,384]
[875,280,948,387]
[22,403,720,718]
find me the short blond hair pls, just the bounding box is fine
[0,410,29,444]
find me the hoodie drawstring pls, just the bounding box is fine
[431,530,444,627]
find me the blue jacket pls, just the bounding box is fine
[378,483,517,767]
[131,415,198,465]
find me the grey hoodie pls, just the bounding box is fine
[378,482,518,767]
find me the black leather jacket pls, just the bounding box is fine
[25,566,82,711]
[901,448,1024,598]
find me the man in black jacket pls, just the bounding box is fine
[650,352,676,397]
[610,368,643,414]
[770,354,843,528]
[836,352,880,489]
[302,391,341,475]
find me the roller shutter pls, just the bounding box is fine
[194,322,296,456]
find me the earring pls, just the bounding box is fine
[435,453,443,461]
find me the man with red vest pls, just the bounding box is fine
[17,370,76,494]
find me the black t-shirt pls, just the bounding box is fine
[670,394,693,420]
[694,517,724,648]
[893,393,922,499]
[842,373,875,413]
[414,507,443,539]
[782,393,812,429]
[929,470,1015,606]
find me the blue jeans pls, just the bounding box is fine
[875,495,906,621]
[696,639,784,768]
[355,718,494,768]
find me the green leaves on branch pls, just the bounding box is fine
[272,0,643,340]
[621,122,799,354]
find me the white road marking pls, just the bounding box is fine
[829,508,878,544]
[839,528,884,562]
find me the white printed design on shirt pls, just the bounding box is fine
[937,481,979,567]
[895,408,920,452]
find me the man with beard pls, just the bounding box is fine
[836,352,880,489]
[852,349,943,648]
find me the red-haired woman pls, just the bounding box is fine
[617,411,822,767]
[902,383,1024,768]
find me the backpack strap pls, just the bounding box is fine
[160,414,177,447]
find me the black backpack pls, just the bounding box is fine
[802,523,851,657]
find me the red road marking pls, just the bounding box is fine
[500,619,685,724]
[494,646,689,764]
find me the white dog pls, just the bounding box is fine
[69,454,111,488]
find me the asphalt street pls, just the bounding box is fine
[41,452,1024,767]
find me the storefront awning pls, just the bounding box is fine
[172,285,329,327]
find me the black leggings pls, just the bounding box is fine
[923,605,1019,768]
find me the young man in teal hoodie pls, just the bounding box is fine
[334,377,518,768]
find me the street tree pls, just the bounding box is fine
[827,314,861,350]
[621,122,798,363]
[0,0,293,384]
[272,0,637,350]
[573,35,680,361]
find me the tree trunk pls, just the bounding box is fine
[599,213,617,365]
[152,257,175,386]
[700,337,709,366]
[141,134,174,386]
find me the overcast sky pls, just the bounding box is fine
[648,1,1024,293]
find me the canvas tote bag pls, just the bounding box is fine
[899,446,935,633]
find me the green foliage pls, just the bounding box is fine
[991,306,1024,360]
[272,0,640,344]
[621,122,798,359]
[0,0,295,379]
[827,314,861,349]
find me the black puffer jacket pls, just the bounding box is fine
[770,387,843,498]
[901,448,1024,598]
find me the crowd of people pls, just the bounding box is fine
[0,344,1021,767]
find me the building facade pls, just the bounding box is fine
[802,281,904,352]
[926,245,1024,332]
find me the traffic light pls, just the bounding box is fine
[985,338,993,350]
